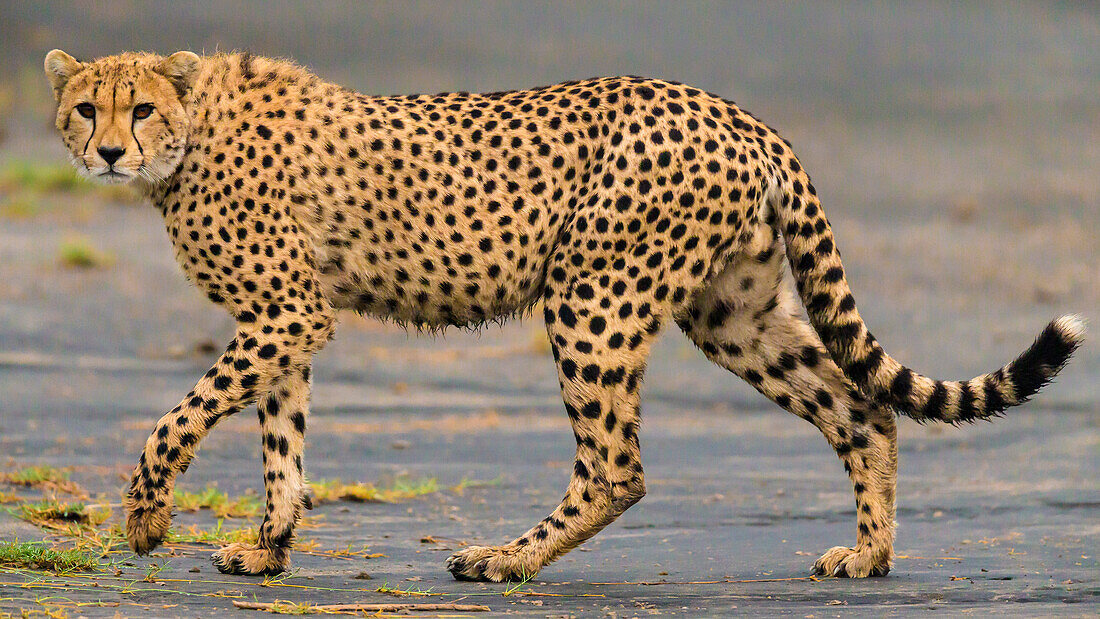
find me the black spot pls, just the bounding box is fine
[559,304,578,328]
[581,401,601,418]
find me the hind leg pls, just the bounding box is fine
[677,229,896,577]
[446,274,660,582]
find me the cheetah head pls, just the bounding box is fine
[44,49,200,186]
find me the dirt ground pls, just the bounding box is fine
[1,2,1098,617]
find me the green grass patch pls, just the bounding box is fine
[311,476,441,504]
[0,539,100,572]
[166,520,259,546]
[449,476,503,495]
[0,195,40,219]
[310,475,499,504]
[174,484,263,519]
[10,500,109,530]
[0,160,84,193]
[0,160,138,200]
[0,465,85,497]
[0,160,142,221]
[3,465,70,485]
[57,237,113,269]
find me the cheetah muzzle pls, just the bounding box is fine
[45,48,1085,582]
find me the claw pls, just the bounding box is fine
[446,546,538,582]
[211,543,289,576]
[812,545,891,578]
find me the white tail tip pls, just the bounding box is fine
[1053,314,1086,344]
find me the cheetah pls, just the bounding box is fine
[44,48,1083,581]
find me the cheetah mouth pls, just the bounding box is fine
[96,169,133,183]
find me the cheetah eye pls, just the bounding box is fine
[76,103,95,119]
[133,103,154,120]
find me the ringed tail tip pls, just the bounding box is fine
[1052,314,1086,346]
[1008,314,1085,406]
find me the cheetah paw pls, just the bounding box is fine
[124,496,173,555]
[812,546,891,578]
[446,545,539,582]
[212,542,289,575]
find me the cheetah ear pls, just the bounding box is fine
[44,49,83,100]
[155,51,201,97]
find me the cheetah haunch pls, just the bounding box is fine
[45,49,1083,581]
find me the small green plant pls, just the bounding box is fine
[67,522,127,555]
[502,568,535,596]
[142,560,169,582]
[375,581,438,597]
[259,599,312,615]
[260,569,298,587]
[57,237,113,269]
[0,539,100,572]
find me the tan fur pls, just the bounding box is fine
[46,50,1081,581]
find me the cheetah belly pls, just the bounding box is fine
[315,239,551,328]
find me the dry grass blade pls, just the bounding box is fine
[309,476,439,504]
[232,599,490,612]
[590,576,821,585]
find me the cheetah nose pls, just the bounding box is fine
[97,146,125,165]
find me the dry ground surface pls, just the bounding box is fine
[1,2,1098,617]
[0,141,1096,618]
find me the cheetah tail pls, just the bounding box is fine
[770,172,1085,423]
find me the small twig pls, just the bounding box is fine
[232,599,490,612]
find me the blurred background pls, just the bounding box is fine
[0,4,1097,610]
[1,0,1097,423]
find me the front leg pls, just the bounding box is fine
[125,186,336,556]
[124,340,250,555]
[213,364,312,575]
[126,317,333,556]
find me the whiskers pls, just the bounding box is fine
[136,164,166,184]
[68,153,96,181]
[136,145,187,187]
